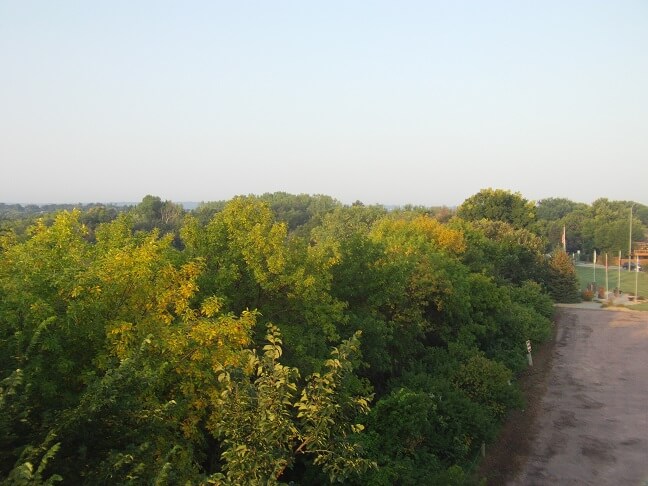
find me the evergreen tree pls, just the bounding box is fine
[546,250,581,303]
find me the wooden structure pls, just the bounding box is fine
[633,242,648,263]
[620,242,648,266]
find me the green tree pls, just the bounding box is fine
[457,188,536,229]
[182,196,348,375]
[133,195,184,233]
[451,219,548,285]
[536,197,587,221]
[211,325,374,485]
[257,192,341,235]
[545,250,580,302]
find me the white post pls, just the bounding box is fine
[629,204,634,274]
[618,250,621,295]
[635,255,639,302]
[605,253,609,299]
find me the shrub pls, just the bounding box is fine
[546,250,581,303]
[453,355,522,419]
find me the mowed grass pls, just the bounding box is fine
[575,264,648,300]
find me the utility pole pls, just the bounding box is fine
[629,204,635,270]
[605,253,609,298]
[618,250,621,294]
[635,255,639,302]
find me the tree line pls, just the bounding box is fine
[4,191,643,259]
[0,188,616,484]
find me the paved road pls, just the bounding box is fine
[511,307,648,485]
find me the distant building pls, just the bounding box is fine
[633,242,648,264]
[620,241,648,268]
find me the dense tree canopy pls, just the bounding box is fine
[536,197,587,221]
[0,189,596,484]
[456,188,536,229]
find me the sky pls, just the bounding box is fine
[1,1,647,206]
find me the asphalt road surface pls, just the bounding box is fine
[511,307,648,485]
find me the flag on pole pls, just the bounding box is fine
[561,225,566,252]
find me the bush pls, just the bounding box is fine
[453,355,522,419]
[356,382,494,485]
[509,281,554,320]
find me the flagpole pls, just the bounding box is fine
[618,250,621,295]
[635,254,639,302]
[605,253,609,299]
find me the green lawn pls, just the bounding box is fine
[575,264,648,300]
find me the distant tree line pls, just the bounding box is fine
[535,197,647,260]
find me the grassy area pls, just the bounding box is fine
[575,264,648,300]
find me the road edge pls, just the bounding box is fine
[473,308,562,485]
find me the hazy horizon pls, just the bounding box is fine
[2,1,647,207]
[1,190,646,210]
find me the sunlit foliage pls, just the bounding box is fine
[0,190,567,484]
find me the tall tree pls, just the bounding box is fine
[457,189,536,229]
[545,250,581,302]
[536,197,587,221]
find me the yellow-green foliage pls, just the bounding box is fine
[0,193,559,484]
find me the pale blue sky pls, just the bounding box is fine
[1,1,646,206]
